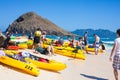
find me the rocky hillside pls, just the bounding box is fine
[6,12,72,36]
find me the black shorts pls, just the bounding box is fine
[42,48,48,55]
[34,36,40,44]
[84,40,87,46]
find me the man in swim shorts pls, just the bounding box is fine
[93,34,100,55]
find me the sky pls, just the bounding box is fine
[0,0,120,32]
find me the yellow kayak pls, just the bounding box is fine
[18,43,28,49]
[54,46,74,51]
[4,50,19,55]
[18,39,34,49]
[25,58,67,71]
[54,49,86,60]
[4,50,67,71]
[85,46,103,53]
[10,36,28,43]
[0,56,40,76]
[27,40,33,49]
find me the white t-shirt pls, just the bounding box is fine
[42,35,46,39]
[96,36,100,43]
[115,38,120,55]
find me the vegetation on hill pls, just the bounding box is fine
[72,29,116,38]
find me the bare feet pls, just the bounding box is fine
[52,53,56,56]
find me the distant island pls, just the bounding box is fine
[72,29,116,39]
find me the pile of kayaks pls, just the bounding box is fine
[54,46,86,60]
[0,50,67,76]
[42,43,85,60]
[9,36,33,49]
[43,38,104,53]
[54,45,104,56]
[0,36,105,76]
[42,38,105,59]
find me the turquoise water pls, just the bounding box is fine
[46,35,114,50]
[2,33,114,47]
[46,35,114,46]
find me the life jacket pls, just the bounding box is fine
[34,31,41,37]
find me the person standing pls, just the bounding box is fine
[76,37,83,50]
[58,37,64,46]
[93,34,100,55]
[4,32,10,48]
[28,32,33,40]
[84,32,88,53]
[33,28,42,49]
[109,29,120,80]
[0,32,6,48]
[84,32,88,46]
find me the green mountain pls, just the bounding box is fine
[72,29,116,38]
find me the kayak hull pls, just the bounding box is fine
[0,56,40,76]
[54,49,86,60]
[25,58,67,71]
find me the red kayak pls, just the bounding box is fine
[7,46,19,50]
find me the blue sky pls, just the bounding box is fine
[0,0,120,32]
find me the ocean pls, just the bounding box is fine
[46,35,114,46]
[46,35,114,50]
[2,32,114,48]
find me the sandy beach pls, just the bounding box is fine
[0,0,120,79]
[0,46,120,80]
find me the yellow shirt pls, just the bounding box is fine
[34,31,41,37]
